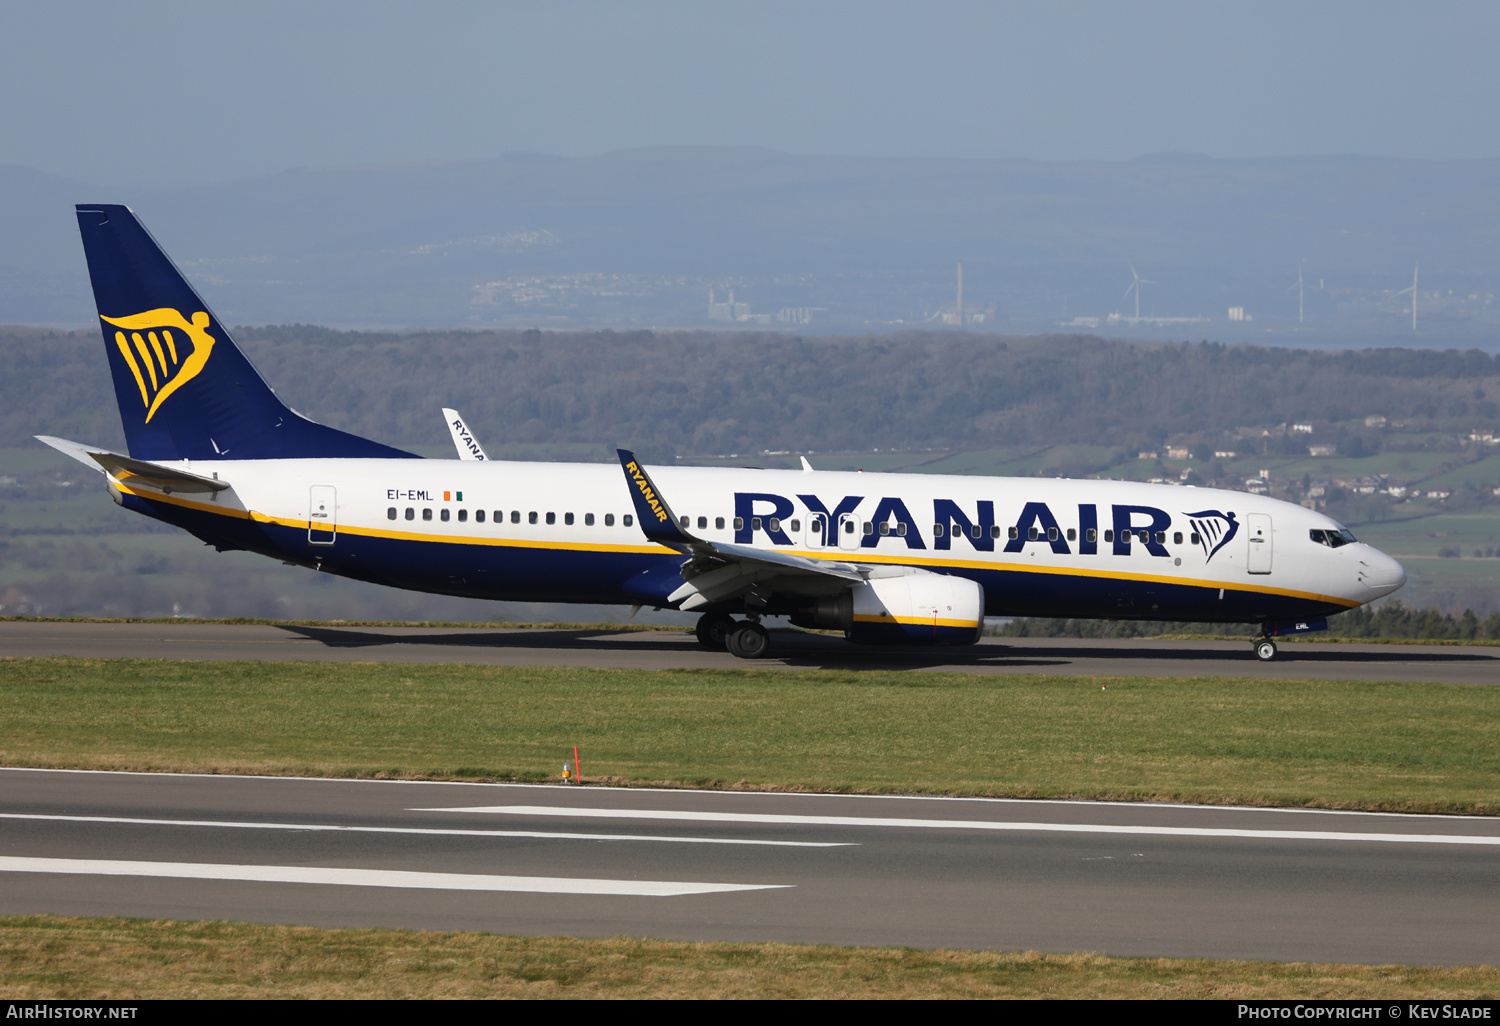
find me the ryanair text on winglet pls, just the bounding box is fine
[625,461,671,523]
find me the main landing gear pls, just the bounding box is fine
[695,612,771,659]
[1253,636,1278,661]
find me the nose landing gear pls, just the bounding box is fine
[1253,637,1278,661]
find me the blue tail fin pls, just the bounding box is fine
[75,204,418,461]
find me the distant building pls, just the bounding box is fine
[1166,446,1190,460]
[1309,444,1336,457]
[1213,450,1237,459]
[1292,423,1313,434]
[1138,451,1159,460]
[1228,306,1252,322]
[1365,415,1387,428]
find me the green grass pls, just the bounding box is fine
[3,915,1496,999]
[2,658,1497,813]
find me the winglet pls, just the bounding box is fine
[800,456,814,472]
[442,408,488,460]
[616,449,697,550]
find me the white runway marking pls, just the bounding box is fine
[0,857,788,897]
[0,812,848,848]
[424,806,1500,847]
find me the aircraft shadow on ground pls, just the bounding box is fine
[275,625,1496,670]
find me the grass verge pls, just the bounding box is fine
[1,658,1496,813]
[2,915,1496,999]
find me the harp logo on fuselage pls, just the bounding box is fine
[101,308,216,423]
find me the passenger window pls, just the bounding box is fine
[1154,531,1165,544]
[933,523,944,537]
[1190,532,1200,545]
[1067,528,1077,541]
[387,507,396,520]
[847,520,857,534]
[769,518,781,533]
[1028,527,1039,541]
[458,509,468,523]
[734,517,745,530]
[865,522,875,536]
[624,514,633,526]
[585,513,595,526]
[1138,529,1150,543]
[716,517,725,530]
[970,525,981,539]
[528,512,537,524]
[1173,531,1182,544]
[440,508,450,522]
[476,510,485,523]
[1104,529,1115,543]
[897,523,907,537]
[989,525,1000,539]
[1008,526,1018,540]
[752,517,762,531]
[1086,528,1096,543]
[680,515,689,528]
[511,511,520,524]
[565,512,574,526]
[605,513,615,526]
[405,508,415,521]
[698,516,707,529]
[1047,527,1058,542]
[423,508,433,521]
[546,512,556,525]
[811,516,824,534]
[790,519,801,533]
[879,522,890,536]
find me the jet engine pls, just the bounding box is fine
[792,571,984,646]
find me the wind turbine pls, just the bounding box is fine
[1392,261,1419,331]
[1290,260,1304,323]
[1124,262,1156,323]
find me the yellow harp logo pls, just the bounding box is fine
[101,309,216,423]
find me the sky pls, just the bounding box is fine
[3,0,1499,188]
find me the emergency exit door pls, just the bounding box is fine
[1246,513,1272,574]
[309,485,337,545]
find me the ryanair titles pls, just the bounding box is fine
[626,460,672,523]
[734,491,1237,562]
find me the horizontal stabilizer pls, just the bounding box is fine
[35,435,230,494]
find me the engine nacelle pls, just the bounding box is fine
[793,572,984,646]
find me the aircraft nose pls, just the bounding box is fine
[1357,548,1407,597]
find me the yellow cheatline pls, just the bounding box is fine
[852,614,980,628]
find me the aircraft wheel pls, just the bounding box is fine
[726,622,771,659]
[695,612,736,650]
[1254,639,1278,662]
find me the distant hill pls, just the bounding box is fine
[4,150,1500,340]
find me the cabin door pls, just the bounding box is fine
[1246,513,1272,574]
[309,485,337,545]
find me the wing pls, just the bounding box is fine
[615,449,864,610]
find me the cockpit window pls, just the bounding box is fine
[1310,528,1357,548]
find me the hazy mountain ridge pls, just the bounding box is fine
[4,150,1499,335]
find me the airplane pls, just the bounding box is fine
[38,205,1407,661]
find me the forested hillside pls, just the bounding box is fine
[5,325,1497,460]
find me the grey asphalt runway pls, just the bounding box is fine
[1,768,1497,964]
[2,619,1497,682]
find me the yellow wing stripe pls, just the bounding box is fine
[853,614,981,628]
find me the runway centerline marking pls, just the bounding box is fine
[0,857,788,897]
[0,813,849,848]
[420,806,1500,847]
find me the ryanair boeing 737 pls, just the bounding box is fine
[39,205,1407,660]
